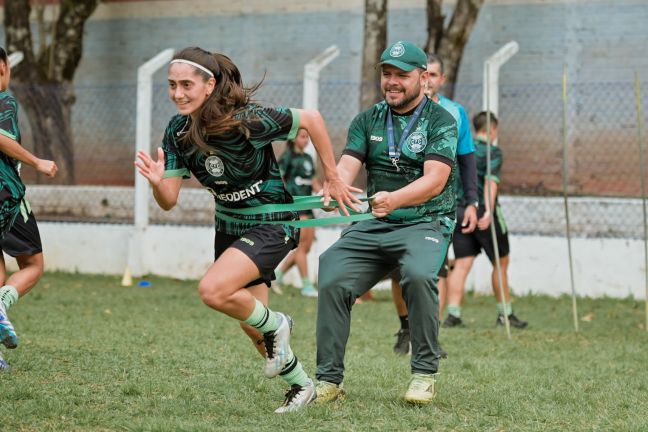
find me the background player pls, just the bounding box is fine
[0,46,58,371]
[275,128,321,297]
[445,111,528,328]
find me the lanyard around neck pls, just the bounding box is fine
[386,97,427,171]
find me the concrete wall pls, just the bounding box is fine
[4,220,645,300]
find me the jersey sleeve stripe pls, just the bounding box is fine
[342,149,365,163]
[163,168,190,179]
[425,153,454,167]
[485,174,501,184]
[0,128,17,140]
[287,108,301,141]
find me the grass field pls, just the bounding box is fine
[1,272,647,431]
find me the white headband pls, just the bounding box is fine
[170,59,214,77]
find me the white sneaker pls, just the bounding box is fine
[263,313,294,378]
[274,378,317,413]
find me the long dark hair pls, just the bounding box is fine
[171,47,262,153]
[0,47,7,64]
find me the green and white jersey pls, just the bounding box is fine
[473,137,503,207]
[0,91,26,238]
[278,148,315,197]
[162,104,300,236]
[344,99,458,223]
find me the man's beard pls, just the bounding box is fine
[384,82,421,110]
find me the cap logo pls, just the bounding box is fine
[390,42,405,58]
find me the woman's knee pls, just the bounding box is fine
[198,277,228,309]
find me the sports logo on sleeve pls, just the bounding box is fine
[205,155,225,177]
[390,42,405,57]
[406,132,427,153]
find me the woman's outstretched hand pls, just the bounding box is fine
[135,147,165,187]
[321,175,363,216]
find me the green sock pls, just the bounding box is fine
[243,299,279,333]
[0,285,18,310]
[280,356,309,387]
[447,304,461,318]
[496,302,513,316]
[301,277,314,290]
[275,269,284,284]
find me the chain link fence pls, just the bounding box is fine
[17,79,648,239]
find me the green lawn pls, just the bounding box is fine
[1,272,647,431]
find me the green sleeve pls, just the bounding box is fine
[424,114,457,162]
[342,113,367,161]
[0,98,19,141]
[247,107,300,149]
[162,118,190,179]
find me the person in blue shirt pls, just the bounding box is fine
[391,53,479,354]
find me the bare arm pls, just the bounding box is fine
[336,154,363,186]
[135,147,183,210]
[371,160,451,218]
[0,133,58,177]
[478,178,499,230]
[297,109,362,214]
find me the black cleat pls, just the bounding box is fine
[438,344,449,359]
[496,313,528,329]
[393,329,411,355]
[442,314,463,328]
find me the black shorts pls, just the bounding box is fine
[0,205,43,257]
[214,224,298,288]
[453,206,509,262]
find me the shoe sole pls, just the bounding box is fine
[404,395,435,405]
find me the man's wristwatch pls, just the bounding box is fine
[470,201,479,209]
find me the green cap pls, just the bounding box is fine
[378,41,427,72]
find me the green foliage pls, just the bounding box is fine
[1,272,647,431]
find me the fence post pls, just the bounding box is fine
[482,41,518,116]
[8,52,24,67]
[302,45,340,162]
[129,48,174,277]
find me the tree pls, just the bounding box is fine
[359,0,387,111]
[4,0,100,184]
[425,0,484,99]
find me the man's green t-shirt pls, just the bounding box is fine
[162,104,300,236]
[343,99,458,223]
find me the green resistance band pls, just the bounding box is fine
[215,195,375,228]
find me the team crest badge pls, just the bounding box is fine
[406,132,427,153]
[205,155,225,177]
[390,42,405,58]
